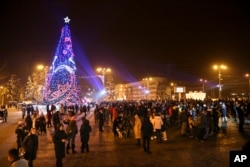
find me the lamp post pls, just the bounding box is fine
[142,77,152,100]
[245,73,250,95]
[96,67,111,88]
[213,64,227,99]
[170,82,176,100]
[36,64,48,84]
[199,79,207,92]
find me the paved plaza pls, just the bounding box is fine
[0,108,249,167]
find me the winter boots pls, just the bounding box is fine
[72,144,76,153]
[67,144,76,154]
[66,144,70,154]
[81,143,89,153]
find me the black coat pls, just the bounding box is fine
[53,130,67,159]
[15,126,26,148]
[80,121,91,143]
[23,134,38,160]
[25,116,32,131]
[141,117,153,138]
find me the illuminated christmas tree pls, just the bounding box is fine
[43,17,82,105]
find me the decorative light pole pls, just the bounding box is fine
[245,73,250,95]
[142,77,152,100]
[213,64,227,99]
[96,67,111,88]
[199,78,207,92]
[170,82,176,100]
[34,64,47,104]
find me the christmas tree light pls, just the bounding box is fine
[43,16,82,106]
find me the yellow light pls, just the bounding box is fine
[220,65,227,69]
[213,64,227,70]
[106,68,111,72]
[96,67,111,73]
[37,64,44,70]
[213,65,218,70]
[96,68,102,72]
[143,77,152,81]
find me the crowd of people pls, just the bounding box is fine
[9,103,92,167]
[6,98,250,166]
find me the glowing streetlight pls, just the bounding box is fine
[142,77,152,99]
[37,64,45,70]
[96,67,111,87]
[199,78,207,92]
[245,73,250,95]
[213,64,227,99]
[170,82,176,100]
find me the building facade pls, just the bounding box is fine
[115,77,171,101]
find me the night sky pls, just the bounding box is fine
[1,0,250,89]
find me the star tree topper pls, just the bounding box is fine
[64,16,70,23]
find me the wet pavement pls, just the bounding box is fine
[0,108,249,167]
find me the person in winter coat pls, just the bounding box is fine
[236,102,245,132]
[141,116,153,154]
[8,148,28,167]
[46,110,52,128]
[64,111,78,154]
[161,113,168,141]
[98,108,104,132]
[1,105,8,122]
[53,111,61,131]
[221,102,227,122]
[197,109,208,142]
[22,128,38,167]
[80,117,91,153]
[180,108,189,136]
[149,112,156,140]
[113,113,123,137]
[134,114,142,146]
[25,114,32,132]
[153,113,163,143]
[53,123,67,167]
[15,121,27,153]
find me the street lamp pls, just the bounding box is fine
[37,64,44,71]
[199,78,207,92]
[170,82,176,100]
[36,64,48,82]
[245,73,250,95]
[142,77,152,100]
[96,67,111,88]
[213,64,227,99]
